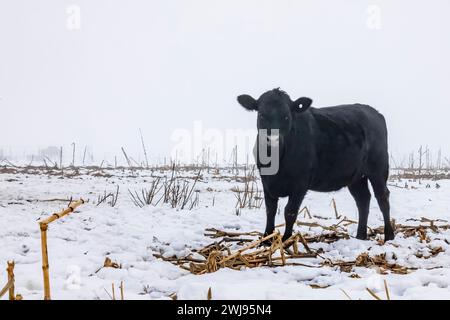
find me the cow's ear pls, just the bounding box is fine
[237,94,258,111]
[291,97,312,113]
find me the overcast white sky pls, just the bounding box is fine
[1,0,449,164]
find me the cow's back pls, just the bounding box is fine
[306,104,388,191]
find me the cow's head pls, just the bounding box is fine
[237,88,312,147]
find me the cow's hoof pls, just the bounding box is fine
[260,239,273,247]
[384,231,395,242]
[260,233,275,247]
[356,233,368,240]
[281,234,291,243]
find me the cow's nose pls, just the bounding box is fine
[267,134,280,146]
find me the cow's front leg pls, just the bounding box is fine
[282,192,306,242]
[263,192,278,238]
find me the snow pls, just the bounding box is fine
[1,167,450,300]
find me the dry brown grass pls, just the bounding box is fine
[155,216,450,276]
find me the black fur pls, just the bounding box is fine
[237,88,394,242]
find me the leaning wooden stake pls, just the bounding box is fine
[7,261,15,300]
[39,199,84,300]
[0,261,16,300]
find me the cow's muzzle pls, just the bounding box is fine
[266,134,280,147]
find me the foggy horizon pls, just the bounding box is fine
[2,2,450,302]
[1,0,449,165]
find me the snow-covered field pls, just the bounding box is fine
[1,166,450,300]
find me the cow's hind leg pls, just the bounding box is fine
[348,177,371,240]
[369,176,395,241]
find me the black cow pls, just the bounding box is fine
[237,88,394,242]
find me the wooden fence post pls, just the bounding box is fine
[39,199,84,300]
